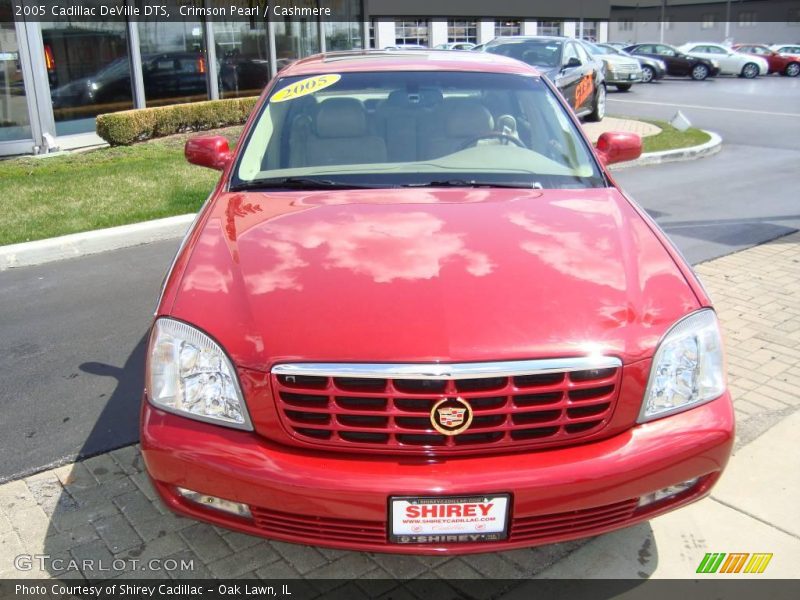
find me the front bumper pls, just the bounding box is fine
[605,71,643,85]
[141,392,734,555]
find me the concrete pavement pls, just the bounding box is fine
[1,231,797,581]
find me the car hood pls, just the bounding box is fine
[168,188,699,370]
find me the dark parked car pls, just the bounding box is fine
[51,52,208,109]
[623,43,720,80]
[219,55,271,96]
[597,43,666,83]
[483,36,607,121]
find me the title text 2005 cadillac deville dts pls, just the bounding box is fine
[141,51,734,554]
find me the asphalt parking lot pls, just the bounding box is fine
[1,74,798,582]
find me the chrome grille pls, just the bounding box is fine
[271,358,622,454]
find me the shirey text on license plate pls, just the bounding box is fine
[390,495,509,544]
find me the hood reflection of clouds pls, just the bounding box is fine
[245,211,494,293]
[507,209,626,291]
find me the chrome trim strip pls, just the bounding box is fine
[272,357,622,380]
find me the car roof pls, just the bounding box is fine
[489,35,567,43]
[280,50,542,77]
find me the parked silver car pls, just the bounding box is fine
[581,41,643,91]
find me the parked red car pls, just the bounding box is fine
[732,43,800,77]
[141,51,734,554]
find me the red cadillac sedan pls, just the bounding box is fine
[141,51,734,554]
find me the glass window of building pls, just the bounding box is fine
[701,14,717,29]
[42,21,132,136]
[738,12,756,27]
[324,0,363,50]
[213,19,270,99]
[325,22,362,51]
[272,3,321,72]
[395,20,429,46]
[447,20,477,44]
[579,21,598,41]
[495,20,521,37]
[1,7,32,142]
[369,20,375,49]
[138,20,209,107]
[538,21,563,36]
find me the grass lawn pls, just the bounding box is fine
[0,118,710,246]
[0,127,241,246]
[638,118,711,153]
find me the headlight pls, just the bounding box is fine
[639,309,725,423]
[148,318,252,430]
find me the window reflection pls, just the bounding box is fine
[43,22,132,136]
[215,1,271,99]
[1,3,32,142]
[273,3,321,71]
[138,21,208,106]
[324,1,363,51]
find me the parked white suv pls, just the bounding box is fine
[678,43,768,78]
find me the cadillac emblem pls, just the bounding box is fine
[430,397,473,436]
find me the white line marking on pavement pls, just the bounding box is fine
[607,98,800,118]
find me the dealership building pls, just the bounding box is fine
[0,0,796,156]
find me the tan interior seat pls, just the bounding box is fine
[305,98,387,167]
[423,98,495,159]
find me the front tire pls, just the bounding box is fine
[615,83,632,91]
[641,65,655,83]
[691,64,710,80]
[740,62,759,79]
[785,62,800,77]
[586,84,606,122]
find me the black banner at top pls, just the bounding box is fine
[6,0,358,22]
[3,0,799,22]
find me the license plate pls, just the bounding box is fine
[389,494,510,544]
[630,74,639,80]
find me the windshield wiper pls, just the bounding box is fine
[402,179,543,189]
[230,177,384,192]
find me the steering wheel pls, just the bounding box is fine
[459,131,528,151]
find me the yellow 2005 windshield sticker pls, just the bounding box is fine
[271,74,341,103]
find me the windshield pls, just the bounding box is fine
[584,42,609,56]
[484,40,563,68]
[233,70,603,190]
[598,44,623,55]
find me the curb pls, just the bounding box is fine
[0,131,722,271]
[0,214,196,271]
[609,130,721,170]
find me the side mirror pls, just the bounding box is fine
[185,136,232,170]
[595,132,642,165]
[563,57,582,69]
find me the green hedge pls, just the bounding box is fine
[96,97,259,146]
